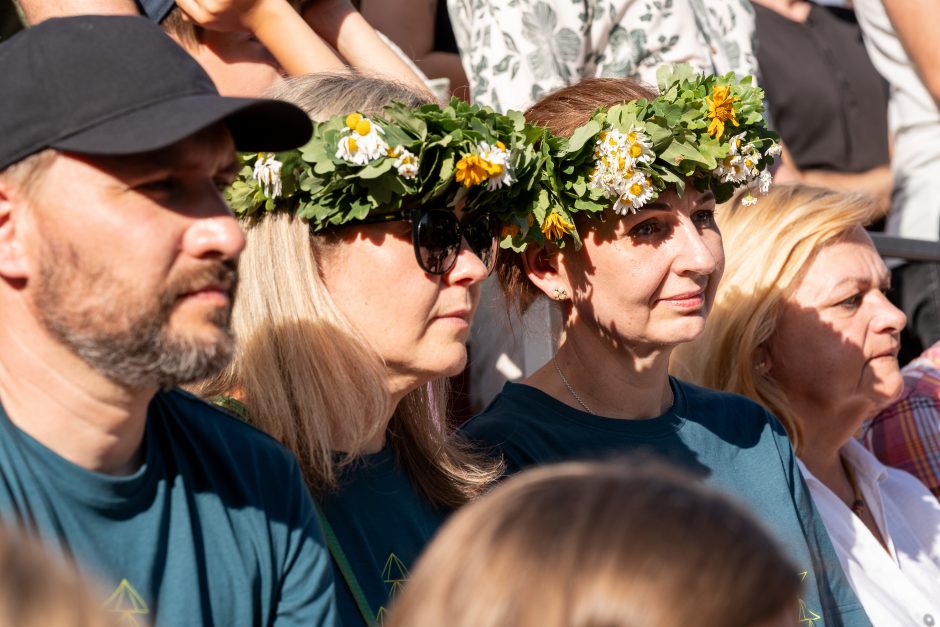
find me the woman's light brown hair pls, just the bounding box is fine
[192,72,499,505]
[671,184,879,453]
[0,526,122,627]
[387,459,800,627]
[500,78,657,315]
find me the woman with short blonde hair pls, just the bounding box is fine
[387,459,800,627]
[672,184,878,452]
[674,184,940,625]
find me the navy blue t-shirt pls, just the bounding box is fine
[462,378,872,627]
[0,389,337,627]
[318,446,446,626]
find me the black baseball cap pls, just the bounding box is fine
[0,15,313,171]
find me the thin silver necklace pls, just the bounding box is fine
[552,354,595,415]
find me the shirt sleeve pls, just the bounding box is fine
[273,458,338,627]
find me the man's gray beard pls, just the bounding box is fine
[41,308,235,390]
[34,246,237,389]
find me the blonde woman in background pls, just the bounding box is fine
[196,72,507,626]
[387,459,800,627]
[673,184,940,626]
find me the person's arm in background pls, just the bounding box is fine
[359,0,468,98]
[774,144,893,219]
[176,0,346,75]
[301,0,430,93]
[882,0,940,105]
[16,0,136,22]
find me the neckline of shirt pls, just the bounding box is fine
[502,376,687,438]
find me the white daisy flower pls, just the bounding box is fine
[252,153,283,198]
[335,113,388,165]
[741,146,761,177]
[590,126,656,206]
[758,170,772,194]
[728,132,748,156]
[741,193,758,207]
[766,142,783,158]
[714,155,747,184]
[612,173,655,215]
[391,146,419,179]
[479,141,515,190]
[624,126,654,165]
[714,139,762,184]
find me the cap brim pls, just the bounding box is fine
[52,94,312,156]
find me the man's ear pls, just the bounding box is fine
[0,180,33,281]
[522,244,572,302]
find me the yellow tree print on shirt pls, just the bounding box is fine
[798,571,822,626]
[103,579,149,627]
[375,553,410,624]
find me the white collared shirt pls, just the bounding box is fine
[799,439,940,626]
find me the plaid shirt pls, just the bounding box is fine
[862,342,940,500]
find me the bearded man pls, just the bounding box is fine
[0,15,336,627]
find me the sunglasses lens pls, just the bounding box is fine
[415,210,460,274]
[465,213,498,273]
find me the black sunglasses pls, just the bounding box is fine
[347,208,499,276]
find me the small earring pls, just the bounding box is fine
[754,361,767,374]
[552,287,568,300]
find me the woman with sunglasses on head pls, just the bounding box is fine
[461,68,870,625]
[193,72,530,626]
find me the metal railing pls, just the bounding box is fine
[870,233,940,262]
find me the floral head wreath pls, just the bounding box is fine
[501,65,781,251]
[226,99,544,229]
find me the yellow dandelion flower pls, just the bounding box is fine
[455,155,490,187]
[345,112,362,130]
[706,84,739,140]
[541,211,575,241]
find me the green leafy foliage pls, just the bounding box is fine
[502,63,779,249]
[226,98,547,232]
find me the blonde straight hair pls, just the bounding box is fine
[671,184,878,453]
[194,73,500,504]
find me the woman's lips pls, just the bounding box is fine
[657,288,705,308]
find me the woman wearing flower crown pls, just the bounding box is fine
[461,68,871,625]
[193,72,540,626]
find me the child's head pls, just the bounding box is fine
[388,459,800,627]
[0,526,120,627]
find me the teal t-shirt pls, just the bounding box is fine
[0,389,337,627]
[461,378,872,627]
[317,446,446,626]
